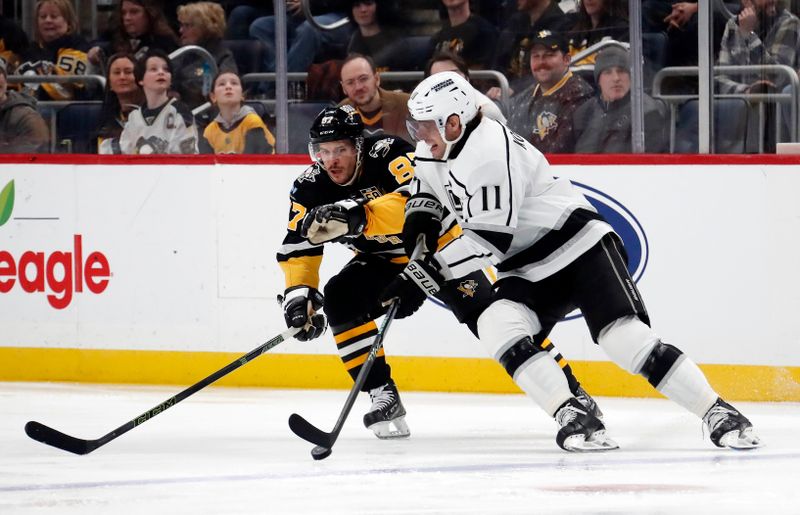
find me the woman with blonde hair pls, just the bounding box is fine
[17,0,92,101]
[174,1,237,110]
[199,71,274,154]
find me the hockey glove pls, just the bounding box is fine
[379,258,444,319]
[301,199,367,245]
[281,286,327,341]
[402,193,444,257]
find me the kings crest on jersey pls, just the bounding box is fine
[278,135,416,287]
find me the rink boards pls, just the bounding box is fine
[1,154,799,401]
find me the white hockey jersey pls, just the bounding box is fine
[117,98,198,155]
[412,116,613,282]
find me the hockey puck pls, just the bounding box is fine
[311,446,332,460]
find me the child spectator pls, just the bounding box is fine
[199,71,275,154]
[87,0,178,68]
[118,49,198,154]
[431,0,498,70]
[572,46,668,153]
[492,0,571,87]
[174,2,237,110]
[505,30,594,153]
[17,0,91,101]
[566,0,628,64]
[96,53,144,153]
[0,61,49,153]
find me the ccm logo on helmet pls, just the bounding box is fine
[0,234,111,309]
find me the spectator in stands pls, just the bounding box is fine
[431,0,498,70]
[96,53,143,153]
[1,14,30,73]
[87,0,178,69]
[492,0,571,89]
[118,49,197,154]
[642,1,731,70]
[338,53,410,141]
[248,0,352,77]
[199,71,275,154]
[174,2,237,110]
[566,0,628,64]
[18,0,91,101]
[346,0,402,70]
[573,46,668,153]
[505,30,594,153]
[716,0,800,94]
[425,49,506,123]
[225,1,273,40]
[717,0,800,151]
[0,61,49,153]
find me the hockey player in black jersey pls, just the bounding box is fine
[277,105,602,440]
[392,71,761,452]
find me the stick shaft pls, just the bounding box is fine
[26,327,300,454]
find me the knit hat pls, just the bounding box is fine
[594,46,630,83]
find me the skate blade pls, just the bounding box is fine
[720,427,763,450]
[563,431,620,453]
[368,417,410,440]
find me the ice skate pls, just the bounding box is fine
[554,398,618,452]
[363,379,410,439]
[574,385,604,421]
[703,398,762,450]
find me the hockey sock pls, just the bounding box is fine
[332,319,389,391]
[648,349,719,418]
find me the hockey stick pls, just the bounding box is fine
[288,237,426,460]
[25,326,301,455]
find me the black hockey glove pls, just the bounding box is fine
[281,286,327,341]
[301,199,367,244]
[402,193,443,257]
[379,258,443,319]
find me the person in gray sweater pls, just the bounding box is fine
[573,46,668,153]
[0,62,50,153]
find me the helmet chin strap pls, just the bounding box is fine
[439,121,465,160]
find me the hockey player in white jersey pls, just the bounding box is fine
[382,71,761,452]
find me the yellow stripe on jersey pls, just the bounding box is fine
[42,48,88,100]
[436,224,463,251]
[334,320,378,344]
[203,113,274,154]
[363,192,406,237]
[279,255,323,289]
[345,347,385,370]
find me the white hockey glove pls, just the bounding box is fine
[301,199,367,244]
[281,286,327,341]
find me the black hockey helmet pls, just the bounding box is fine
[309,105,364,144]
[308,105,366,185]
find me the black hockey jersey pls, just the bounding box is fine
[277,136,416,289]
[17,33,89,101]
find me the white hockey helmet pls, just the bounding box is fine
[407,71,479,159]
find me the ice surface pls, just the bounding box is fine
[1,382,798,514]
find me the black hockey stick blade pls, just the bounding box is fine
[311,445,332,460]
[24,421,97,455]
[24,326,301,455]
[288,413,333,448]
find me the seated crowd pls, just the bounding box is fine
[0,0,798,154]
